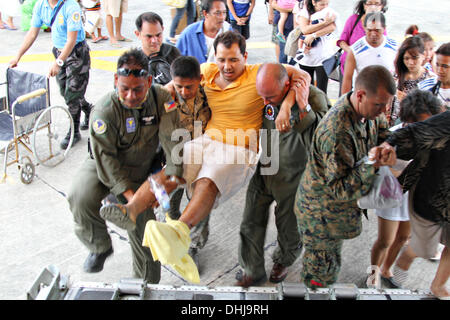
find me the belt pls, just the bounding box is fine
[55,40,86,54]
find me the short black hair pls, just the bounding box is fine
[364,12,386,28]
[117,48,149,71]
[436,42,450,57]
[213,30,246,56]
[399,89,442,122]
[170,56,201,80]
[355,65,396,96]
[201,0,226,13]
[135,12,163,31]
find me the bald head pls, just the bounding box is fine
[256,63,290,106]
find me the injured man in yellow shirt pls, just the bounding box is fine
[101,31,311,283]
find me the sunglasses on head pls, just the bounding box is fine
[117,68,149,77]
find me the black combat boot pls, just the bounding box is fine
[80,102,93,130]
[60,114,81,149]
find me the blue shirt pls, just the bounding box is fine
[31,0,85,49]
[229,0,251,20]
[177,21,208,63]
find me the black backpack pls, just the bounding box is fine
[148,57,172,85]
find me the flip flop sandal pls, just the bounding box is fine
[3,23,17,30]
[100,203,136,231]
[118,37,132,42]
[91,37,101,43]
[110,42,122,48]
[99,36,109,41]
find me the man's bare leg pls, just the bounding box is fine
[430,246,449,298]
[179,178,219,229]
[100,169,180,229]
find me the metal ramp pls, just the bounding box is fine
[26,265,438,300]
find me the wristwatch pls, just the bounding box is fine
[301,103,312,113]
[56,58,64,67]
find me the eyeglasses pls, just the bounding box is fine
[117,68,149,77]
[365,2,382,6]
[209,10,227,17]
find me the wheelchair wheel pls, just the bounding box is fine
[19,157,35,184]
[32,105,74,167]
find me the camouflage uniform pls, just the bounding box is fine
[67,85,172,282]
[51,42,92,131]
[295,92,390,288]
[238,86,331,280]
[158,85,211,251]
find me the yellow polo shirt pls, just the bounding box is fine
[200,63,264,150]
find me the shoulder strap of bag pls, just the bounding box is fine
[431,81,441,96]
[151,85,160,124]
[338,15,363,54]
[50,0,66,27]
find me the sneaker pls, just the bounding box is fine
[429,244,444,261]
[276,32,286,43]
[83,247,113,273]
[100,203,136,231]
[60,131,81,150]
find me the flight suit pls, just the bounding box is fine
[238,86,331,280]
[67,85,172,282]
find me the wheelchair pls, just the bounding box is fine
[0,68,74,184]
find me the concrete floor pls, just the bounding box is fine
[0,0,449,300]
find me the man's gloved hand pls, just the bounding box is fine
[142,215,200,283]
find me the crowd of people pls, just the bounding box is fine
[4,0,449,299]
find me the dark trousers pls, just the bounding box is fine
[299,64,329,94]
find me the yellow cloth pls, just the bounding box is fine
[142,216,200,284]
[200,63,264,149]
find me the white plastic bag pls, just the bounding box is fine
[357,166,403,210]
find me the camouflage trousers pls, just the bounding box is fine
[52,41,92,127]
[295,207,344,289]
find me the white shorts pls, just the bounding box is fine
[375,192,410,221]
[182,134,260,208]
[408,187,449,258]
[84,10,103,33]
[103,0,128,18]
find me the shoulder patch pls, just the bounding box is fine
[264,104,276,121]
[93,119,107,134]
[72,12,81,23]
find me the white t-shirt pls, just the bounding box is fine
[417,75,450,109]
[439,87,450,109]
[351,36,398,76]
[296,6,340,67]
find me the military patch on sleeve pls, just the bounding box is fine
[164,100,178,113]
[264,104,276,121]
[93,119,107,134]
[72,12,81,23]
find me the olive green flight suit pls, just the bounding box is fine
[67,85,172,283]
[238,86,331,280]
